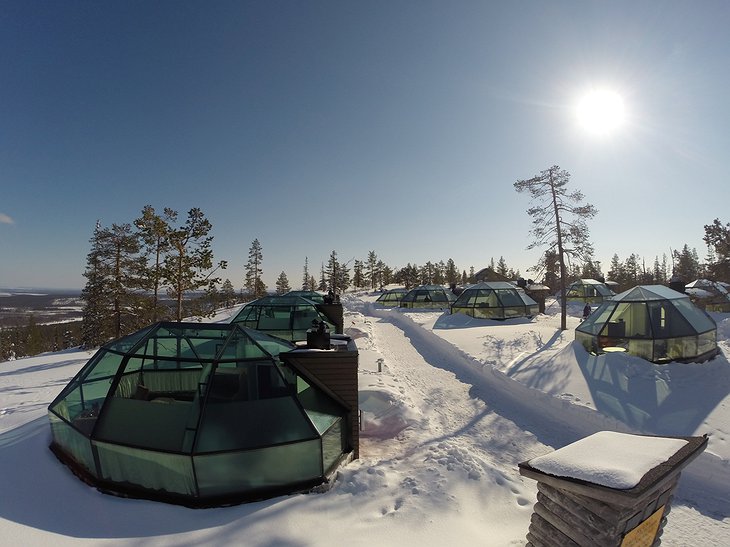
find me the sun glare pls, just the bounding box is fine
[576,89,626,136]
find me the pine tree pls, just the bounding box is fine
[79,221,146,343]
[135,205,174,322]
[704,218,730,281]
[515,165,597,330]
[496,256,509,277]
[244,238,266,299]
[672,244,700,281]
[419,262,435,285]
[608,254,624,287]
[445,259,458,285]
[221,278,236,308]
[378,261,392,287]
[275,271,291,295]
[581,259,603,280]
[325,251,351,293]
[365,251,379,290]
[353,260,365,288]
[301,257,310,290]
[338,259,351,292]
[308,275,317,291]
[318,263,327,291]
[624,254,639,287]
[106,223,146,337]
[163,208,227,321]
[396,263,419,289]
[81,221,112,347]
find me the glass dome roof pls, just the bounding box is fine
[47,322,349,506]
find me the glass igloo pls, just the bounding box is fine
[231,295,335,341]
[565,279,615,303]
[284,290,326,304]
[399,285,456,309]
[375,288,408,307]
[451,282,539,319]
[685,279,730,312]
[47,322,351,506]
[575,285,719,363]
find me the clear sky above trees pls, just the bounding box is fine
[2,1,729,289]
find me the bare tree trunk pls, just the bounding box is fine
[549,170,568,331]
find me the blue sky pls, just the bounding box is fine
[2,1,729,290]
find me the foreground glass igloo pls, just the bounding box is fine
[451,282,539,319]
[400,285,456,309]
[48,322,350,506]
[375,288,408,307]
[231,295,335,341]
[575,285,719,363]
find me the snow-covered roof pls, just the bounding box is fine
[527,431,688,489]
[612,284,687,302]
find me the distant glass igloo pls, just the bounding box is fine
[399,285,457,309]
[685,279,730,312]
[284,290,326,304]
[375,288,408,307]
[47,322,354,506]
[575,285,719,363]
[565,279,615,303]
[231,295,336,341]
[451,282,539,319]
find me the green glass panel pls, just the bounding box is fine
[473,307,501,319]
[196,397,317,453]
[83,351,124,382]
[59,378,114,435]
[673,298,716,333]
[503,306,524,318]
[600,302,649,338]
[495,289,523,307]
[698,331,717,356]
[575,330,595,353]
[296,376,345,434]
[245,328,296,356]
[50,383,82,422]
[94,396,194,451]
[104,324,155,354]
[95,441,196,496]
[49,413,97,475]
[626,339,654,361]
[577,302,614,335]
[322,419,344,473]
[647,301,694,338]
[194,440,322,497]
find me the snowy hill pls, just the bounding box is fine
[0,294,728,545]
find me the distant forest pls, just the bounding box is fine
[2,208,728,361]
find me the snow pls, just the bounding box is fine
[0,293,729,545]
[527,431,688,489]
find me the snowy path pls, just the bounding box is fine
[344,312,543,545]
[349,299,730,545]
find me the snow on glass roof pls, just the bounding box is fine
[528,431,688,490]
[613,284,688,302]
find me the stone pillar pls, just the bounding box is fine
[518,432,707,547]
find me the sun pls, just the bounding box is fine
[575,89,626,136]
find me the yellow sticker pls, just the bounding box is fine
[621,506,665,547]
